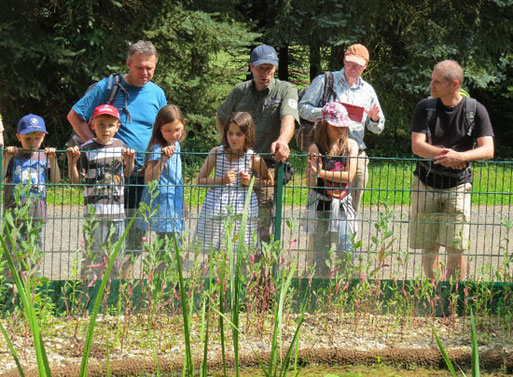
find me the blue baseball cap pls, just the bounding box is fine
[17,114,48,135]
[250,44,279,67]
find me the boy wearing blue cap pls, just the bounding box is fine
[2,114,61,271]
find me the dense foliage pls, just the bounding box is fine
[1,0,512,156]
[0,0,255,149]
[266,0,513,156]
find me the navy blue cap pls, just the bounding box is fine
[250,44,279,66]
[17,114,48,135]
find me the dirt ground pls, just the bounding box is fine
[1,313,512,376]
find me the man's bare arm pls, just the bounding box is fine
[411,132,444,159]
[433,136,494,167]
[67,109,95,142]
[270,114,295,162]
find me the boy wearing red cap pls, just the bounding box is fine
[67,104,135,279]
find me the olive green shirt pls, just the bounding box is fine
[217,78,299,156]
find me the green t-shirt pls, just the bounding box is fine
[217,78,299,157]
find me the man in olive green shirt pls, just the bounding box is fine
[216,44,299,244]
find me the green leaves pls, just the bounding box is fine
[433,310,481,377]
[0,207,51,376]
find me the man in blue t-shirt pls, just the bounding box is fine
[67,40,167,276]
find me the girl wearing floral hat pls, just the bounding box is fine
[305,101,359,277]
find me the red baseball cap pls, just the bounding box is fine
[92,104,120,120]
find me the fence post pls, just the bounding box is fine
[274,162,284,242]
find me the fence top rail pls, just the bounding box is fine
[2,148,511,164]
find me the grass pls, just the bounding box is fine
[36,154,513,208]
[184,156,513,207]
[46,184,83,205]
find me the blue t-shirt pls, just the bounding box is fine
[72,75,167,170]
[4,151,49,220]
[137,142,185,233]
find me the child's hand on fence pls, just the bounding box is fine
[5,146,18,157]
[44,147,57,162]
[223,169,236,185]
[307,154,322,177]
[66,146,81,163]
[161,145,176,162]
[122,148,135,161]
[240,171,251,186]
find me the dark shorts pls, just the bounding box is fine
[125,175,145,210]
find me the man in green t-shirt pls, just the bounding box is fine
[216,44,299,244]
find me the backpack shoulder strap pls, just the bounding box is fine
[105,73,121,103]
[106,73,132,123]
[424,97,438,145]
[321,71,334,106]
[465,97,477,137]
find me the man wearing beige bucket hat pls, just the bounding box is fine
[299,43,385,213]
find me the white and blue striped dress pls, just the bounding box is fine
[195,145,259,252]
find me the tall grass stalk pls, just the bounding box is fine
[279,269,308,377]
[78,213,138,377]
[228,177,255,377]
[200,255,217,377]
[254,260,307,377]
[270,264,295,377]
[200,293,209,377]
[470,310,480,377]
[278,308,305,377]
[173,233,194,377]
[0,209,51,377]
[433,310,480,377]
[218,248,227,377]
[0,321,25,377]
[433,326,459,376]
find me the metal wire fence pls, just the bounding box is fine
[1,149,512,281]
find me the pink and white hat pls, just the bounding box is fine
[320,102,351,127]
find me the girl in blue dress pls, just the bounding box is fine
[137,105,185,239]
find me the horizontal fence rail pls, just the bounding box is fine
[1,149,512,282]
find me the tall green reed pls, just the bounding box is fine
[78,212,139,377]
[258,261,308,377]
[0,183,140,377]
[229,178,255,377]
[433,310,480,377]
[1,185,52,376]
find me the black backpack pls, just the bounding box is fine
[294,71,334,152]
[417,96,478,181]
[66,73,130,148]
[424,96,477,142]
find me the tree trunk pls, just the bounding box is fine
[329,45,345,71]
[309,42,322,81]
[278,46,289,81]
